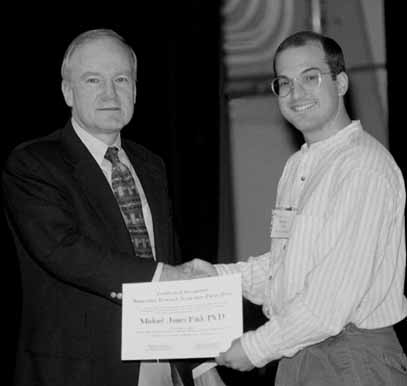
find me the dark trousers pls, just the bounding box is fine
[275,323,407,386]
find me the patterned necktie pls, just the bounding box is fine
[104,147,153,258]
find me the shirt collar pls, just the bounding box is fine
[71,118,122,167]
[300,120,362,154]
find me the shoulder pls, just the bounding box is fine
[12,129,62,153]
[336,129,404,195]
[122,139,167,175]
[123,140,163,163]
[343,129,399,173]
[4,129,64,171]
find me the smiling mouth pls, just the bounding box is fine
[291,102,316,112]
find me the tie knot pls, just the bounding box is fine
[105,146,120,165]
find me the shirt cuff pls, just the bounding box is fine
[152,262,163,282]
[241,330,270,368]
[192,361,217,378]
[214,263,239,276]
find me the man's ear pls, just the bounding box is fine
[61,80,73,107]
[133,81,137,105]
[336,71,349,97]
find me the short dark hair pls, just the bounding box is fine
[273,31,346,78]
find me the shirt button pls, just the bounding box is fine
[300,176,306,181]
[110,291,117,298]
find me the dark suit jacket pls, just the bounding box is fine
[2,122,193,386]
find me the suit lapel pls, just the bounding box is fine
[60,123,134,254]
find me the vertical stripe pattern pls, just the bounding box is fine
[216,121,407,367]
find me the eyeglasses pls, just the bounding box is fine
[270,68,333,97]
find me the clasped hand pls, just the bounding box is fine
[216,338,254,371]
[161,259,254,371]
[160,258,217,281]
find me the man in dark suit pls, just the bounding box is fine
[2,29,214,386]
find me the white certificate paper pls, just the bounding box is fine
[121,274,242,360]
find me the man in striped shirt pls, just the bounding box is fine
[184,31,407,385]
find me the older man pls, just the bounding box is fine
[2,29,215,386]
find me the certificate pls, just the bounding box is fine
[121,274,243,360]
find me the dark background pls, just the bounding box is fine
[3,3,227,384]
[2,2,406,384]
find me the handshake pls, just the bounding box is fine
[160,258,218,281]
[112,259,216,300]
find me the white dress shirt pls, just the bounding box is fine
[215,121,407,367]
[72,119,171,385]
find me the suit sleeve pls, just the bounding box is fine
[2,146,158,303]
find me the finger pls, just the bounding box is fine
[180,262,192,272]
[215,353,228,367]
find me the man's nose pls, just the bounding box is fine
[290,79,306,98]
[103,80,118,98]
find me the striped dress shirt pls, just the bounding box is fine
[216,121,407,367]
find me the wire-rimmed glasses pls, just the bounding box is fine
[270,68,333,97]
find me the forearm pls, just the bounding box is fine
[215,251,271,305]
[241,169,399,367]
[241,296,333,367]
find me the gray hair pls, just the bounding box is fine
[61,29,137,81]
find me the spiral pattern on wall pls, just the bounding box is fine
[223,0,294,79]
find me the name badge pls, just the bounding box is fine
[270,208,296,239]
